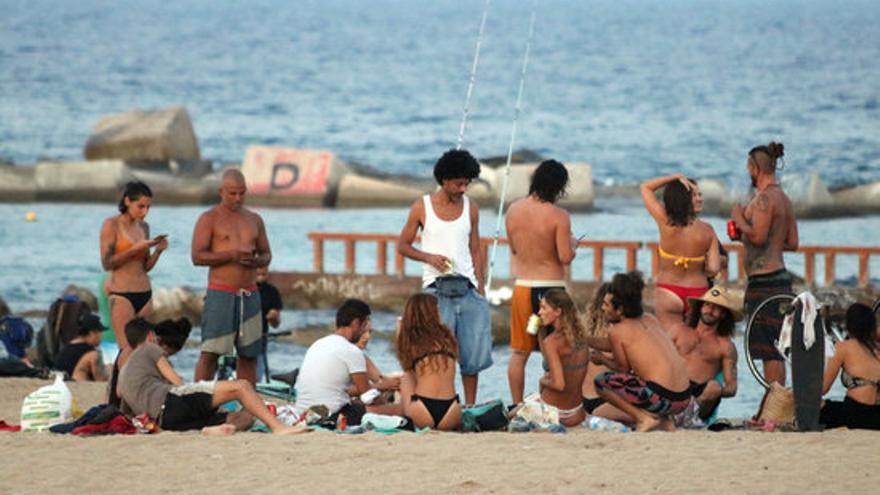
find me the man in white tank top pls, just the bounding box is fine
[398,149,492,405]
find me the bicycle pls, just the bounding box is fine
[743,292,848,389]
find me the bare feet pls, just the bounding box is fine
[273,425,311,435]
[636,415,675,432]
[202,424,237,436]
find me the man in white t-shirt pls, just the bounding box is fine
[295,299,401,425]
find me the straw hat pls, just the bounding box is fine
[687,285,745,322]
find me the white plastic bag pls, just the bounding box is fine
[20,373,74,432]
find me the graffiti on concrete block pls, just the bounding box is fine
[242,146,333,196]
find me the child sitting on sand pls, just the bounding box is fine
[117,317,304,435]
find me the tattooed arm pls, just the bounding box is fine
[734,192,772,246]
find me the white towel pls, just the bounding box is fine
[776,292,819,357]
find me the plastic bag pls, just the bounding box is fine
[20,373,75,432]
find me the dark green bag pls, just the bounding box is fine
[461,399,509,432]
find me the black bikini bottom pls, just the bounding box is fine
[412,394,460,427]
[582,396,606,414]
[110,290,152,314]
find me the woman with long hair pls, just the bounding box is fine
[581,283,611,415]
[99,181,167,366]
[537,289,590,427]
[821,303,880,430]
[396,293,461,431]
[640,175,721,329]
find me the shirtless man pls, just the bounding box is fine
[667,286,740,422]
[592,271,692,432]
[505,159,578,405]
[192,169,271,385]
[398,149,492,405]
[730,142,798,386]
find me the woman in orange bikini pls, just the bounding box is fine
[641,174,721,330]
[99,181,167,368]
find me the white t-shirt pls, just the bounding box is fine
[295,334,366,414]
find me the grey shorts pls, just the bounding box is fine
[201,285,263,359]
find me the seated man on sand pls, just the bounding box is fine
[117,318,303,435]
[54,314,109,382]
[667,286,740,423]
[295,299,401,427]
[592,271,693,432]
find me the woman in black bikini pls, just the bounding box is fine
[396,293,461,431]
[99,181,167,368]
[821,303,880,430]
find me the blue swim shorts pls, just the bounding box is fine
[424,286,493,375]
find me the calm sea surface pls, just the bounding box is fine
[1,0,879,188]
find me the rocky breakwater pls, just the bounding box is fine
[0,105,218,205]
[242,145,595,210]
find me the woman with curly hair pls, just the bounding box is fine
[536,289,590,426]
[396,293,461,430]
[640,174,721,330]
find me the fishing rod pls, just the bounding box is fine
[485,9,537,295]
[456,0,492,150]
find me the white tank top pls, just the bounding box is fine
[421,194,477,289]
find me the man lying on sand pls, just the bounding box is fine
[117,318,304,435]
[592,272,693,432]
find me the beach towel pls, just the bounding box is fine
[777,292,819,357]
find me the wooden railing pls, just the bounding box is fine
[308,232,879,288]
[308,232,641,281]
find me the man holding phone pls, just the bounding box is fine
[191,169,272,386]
[504,159,579,406]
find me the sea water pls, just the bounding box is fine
[1,0,879,188]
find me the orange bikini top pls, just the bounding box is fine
[116,222,147,259]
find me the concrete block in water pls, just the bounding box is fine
[34,160,134,202]
[84,106,200,161]
[0,165,37,201]
[131,168,220,205]
[336,173,425,207]
[241,146,351,207]
[784,173,834,216]
[481,162,594,211]
[832,181,880,214]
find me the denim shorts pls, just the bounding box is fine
[424,286,493,375]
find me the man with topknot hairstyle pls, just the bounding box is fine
[730,142,799,388]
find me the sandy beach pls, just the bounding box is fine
[0,377,875,495]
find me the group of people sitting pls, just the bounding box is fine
[285,271,743,433]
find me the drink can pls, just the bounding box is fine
[726,220,740,240]
[526,314,541,335]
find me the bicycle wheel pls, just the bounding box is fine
[743,293,795,389]
[873,298,880,321]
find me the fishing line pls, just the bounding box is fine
[485,8,537,294]
[456,0,492,150]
